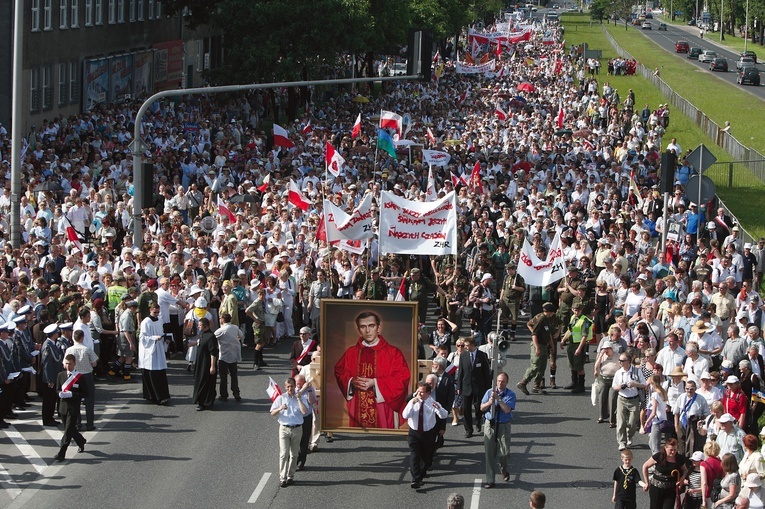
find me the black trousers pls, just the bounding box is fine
[218,361,240,399]
[59,406,85,458]
[462,393,483,434]
[41,383,57,423]
[297,413,313,465]
[407,429,436,482]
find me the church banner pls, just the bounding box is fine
[320,299,418,435]
[422,149,451,167]
[324,192,374,243]
[455,59,497,75]
[379,191,457,255]
[517,231,568,286]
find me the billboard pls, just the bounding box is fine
[109,54,133,103]
[83,58,109,111]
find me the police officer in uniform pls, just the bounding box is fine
[499,262,525,341]
[361,268,388,300]
[516,303,562,396]
[560,302,593,393]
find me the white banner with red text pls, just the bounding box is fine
[517,231,568,287]
[323,192,374,243]
[379,191,457,255]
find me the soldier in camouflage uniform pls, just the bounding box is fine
[499,261,526,340]
[516,303,562,395]
[361,268,388,300]
[553,266,582,389]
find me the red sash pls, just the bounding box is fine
[296,340,316,364]
[62,371,82,392]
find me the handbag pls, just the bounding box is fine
[276,311,285,323]
[591,380,598,407]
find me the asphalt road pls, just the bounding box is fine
[0,309,665,509]
[628,17,765,92]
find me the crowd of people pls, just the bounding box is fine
[1,12,765,504]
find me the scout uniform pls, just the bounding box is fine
[500,262,526,339]
[561,303,593,393]
[517,303,562,395]
[361,269,388,301]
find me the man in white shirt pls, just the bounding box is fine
[656,333,686,372]
[611,353,646,451]
[402,381,447,489]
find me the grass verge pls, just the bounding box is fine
[563,14,765,237]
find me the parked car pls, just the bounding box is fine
[709,57,728,72]
[675,41,690,53]
[699,50,717,63]
[658,22,667,30]
[737,67,761,85]
[688,18,697,26]
[739,50,758,64]
[641,21,652,30]
[688,47,703,59]
[737,56,755,70]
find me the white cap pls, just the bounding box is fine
[724,375,740,385]
[194,297,208,308]
[481,273,493,282]
[718,413,735,423]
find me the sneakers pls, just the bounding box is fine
[516,381,530,395]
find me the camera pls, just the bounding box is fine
[621,383,628,390]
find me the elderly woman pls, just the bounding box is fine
[741,473,765,508]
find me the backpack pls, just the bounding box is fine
[702,459,723,502]
[183,316,198,338]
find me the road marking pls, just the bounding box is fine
[6,402,129,509]
[470,478,482,509]
[247,472,272,504]
[0,463,22,500]
[36,422,62,443]
[3,428,48,474]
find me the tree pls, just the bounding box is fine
[590,0,608,22]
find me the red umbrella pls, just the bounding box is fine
[516,82,536,93]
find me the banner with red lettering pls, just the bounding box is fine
[379,191,457,255]
[324,192,374,243]
[517,231,567,286]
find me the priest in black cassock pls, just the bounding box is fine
[192,318,218,411]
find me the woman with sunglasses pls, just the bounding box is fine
[447,340,464,426]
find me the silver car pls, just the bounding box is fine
[699,50,717,63]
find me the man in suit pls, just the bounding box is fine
[55,353,88,461]
[429,357,455,449]
[289,327,318,377]
[457,337,491,438]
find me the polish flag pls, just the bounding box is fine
[426,127,436,145]
[302,120,312,135]
[425,166,437,202]
[288,180,311,211]
[470,160,483,194]
[266,377,282,402]
[273,123,295,148]
[257,174,271,193]
[432,49,440,63]
[495,104,507,121]
[316,215,327,242]
[458,90,467,107]
[450,173,462,187]
[582,139,594,151]
[395,277,408,302]
[351,113,362,139]
[445,362,457,376]
[218,202,236,223]
[556,103,564,129]
[380,111,402,134]
[325,142,345,177]
[64,217,84,254]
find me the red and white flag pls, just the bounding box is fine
[351,113,362,139]
[64,217,84,254]
[288,180,311,211]
[273,123,295,148]
[426,166,437,202]
[395,277,408,302]
[495,104,507,121]
[325,142,345,177]
[266,376,282,402]
[470,160,483,194]
[316,215,327,242]
[256,174,271,193]
[426,127,436,144]
[380,110,402,134]
[302,120,312,135]
[432,49,440,63]
[458,90,467,107]
[556,103,564,129]
[445,362,457,376]
[218,202,236,223]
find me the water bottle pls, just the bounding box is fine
[388,286,394,301]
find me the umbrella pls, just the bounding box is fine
[516,82,536,93]
[443,139,463,146]
[512,95,527,104]
[228,193,259,203]
[573,128,592,138]
[34,181,63,192]
[555,128,573,136]
[352,95,369,103]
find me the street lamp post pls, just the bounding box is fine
[720,0,724,41]
[745,0,750,52]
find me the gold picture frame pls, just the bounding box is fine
[319,299,419,435]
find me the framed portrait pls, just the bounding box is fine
[320,299,419,435]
